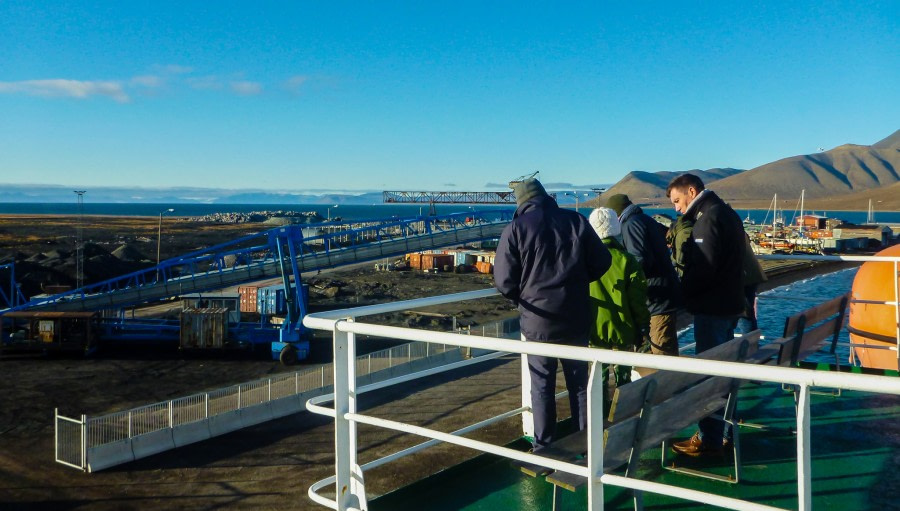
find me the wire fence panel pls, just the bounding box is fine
[172,394,206,426]
[240,380,270,407]
[88,411,129,447]
[270,374,298,400]
[131,402,170,436]
[56,415,84,469]
[55,334,483,472]
[207,387,239,416]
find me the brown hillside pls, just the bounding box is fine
[711,143,900,200]
[596,168,742,206]
[596,129,900,209]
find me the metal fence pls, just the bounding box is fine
[54,315,516,472]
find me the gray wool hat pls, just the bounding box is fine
[512,178,548,207]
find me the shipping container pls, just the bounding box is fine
[0,311,98,356]
[179,307,227,349]
[238,285,260,313]
[475,261,493,274]
[257,284,309,316]
[422,253,454,271]
[181,293,241,323]
[443,250,477,267]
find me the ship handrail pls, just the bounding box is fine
[302,257,900,511]
[757,253,899,370]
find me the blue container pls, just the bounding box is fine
[257,284,309,316]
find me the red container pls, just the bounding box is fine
[238,285,259,313]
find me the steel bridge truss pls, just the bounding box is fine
[383,191,517,204]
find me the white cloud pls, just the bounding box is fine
[231,81,262,95]
[131,75,163,88]
[0,79,130,103]
[163,64,194,75]
[283,75,309,93]
[187,75,224,90]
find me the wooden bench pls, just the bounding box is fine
[772,293,848,369]
[515,331,761,510]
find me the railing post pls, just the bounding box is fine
[205,394,209,419]
[587,362,604,511]
[268,378,272,401]
[128,411,132,438]
[168,401,173,428]
[519,333,534,439]
[295,372,299,394]
[797,384,812,511]
[334,319,364,510]
[54,408,58,464]
[81,414,87,471]
[321,365,325,387]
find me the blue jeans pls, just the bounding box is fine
[527,348,589,448]
[735,285,759,335]
[693,314,738,444]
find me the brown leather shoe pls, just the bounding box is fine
[671,432,723,457]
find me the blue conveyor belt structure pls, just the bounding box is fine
[2,211,511,314]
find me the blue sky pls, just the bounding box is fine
[1,1,897,194]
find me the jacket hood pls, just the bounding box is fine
[514,194,558,218]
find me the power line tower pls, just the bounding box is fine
[74,190,86,289]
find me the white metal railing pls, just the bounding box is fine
[302,253,900,511]
[54,327,504,471]
[757,254,900,368]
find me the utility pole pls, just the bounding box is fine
[157,208,174,282]
[74,191,86,289]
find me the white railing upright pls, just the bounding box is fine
[303,253,900,511]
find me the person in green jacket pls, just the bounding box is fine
[587,207,651,407]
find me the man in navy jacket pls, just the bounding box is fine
[494,178,611,448]
[666,173,745,457]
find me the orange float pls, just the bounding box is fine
[848,244,900,370]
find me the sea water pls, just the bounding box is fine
[679,267,859,364]
[0,202,898,225]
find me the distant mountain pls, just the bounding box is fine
[596,129,899,208]
[710,129,900,201]
[212,192,384,205]
[597,168,744,205]
[0,185,385,205]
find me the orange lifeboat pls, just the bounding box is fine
[848,244,900,370]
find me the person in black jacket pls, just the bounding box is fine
[665,173,745,457]
[606,194,682,356]
[494,178,612,448]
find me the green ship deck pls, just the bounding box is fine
[371,373,900,511]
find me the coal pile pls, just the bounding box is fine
[9,243,155,297]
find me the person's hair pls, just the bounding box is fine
[666,173,705,198]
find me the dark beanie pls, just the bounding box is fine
[605,194,632,216]
[512,178,548,207]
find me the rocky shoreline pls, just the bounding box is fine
[184,210,324,224]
